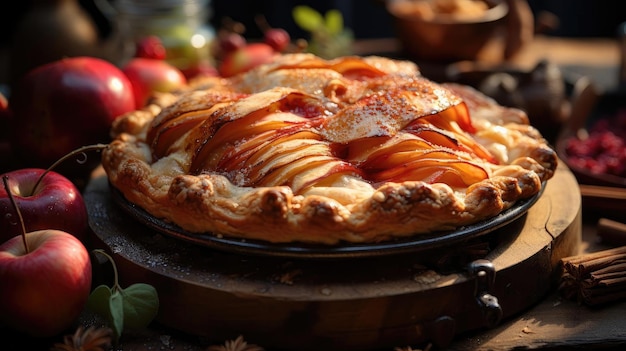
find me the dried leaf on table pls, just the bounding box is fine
[206,335,264,351]
[50,325,112,351]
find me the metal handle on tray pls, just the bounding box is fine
[468,259,503,328]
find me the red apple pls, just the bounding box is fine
[218,43,277,77]
[218,31,247,55]
[0,168,88,244]
[180,60,219,81]
[264,28,291,52]
[0,92,8,117]
[0,229,92,337]
[135,35,167,60]
[122,57,187,108]
[0,92,12,172]
[9,57,136,172]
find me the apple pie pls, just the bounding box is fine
[102,53,557,245]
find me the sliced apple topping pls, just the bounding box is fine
[319,77,463,143]
[370,157,489,187]
[188,88,330,174]
[147,90,246,158]
[405,105,497,164]
[243,132,323,169]
[149,105,224,158]
[245,139,331,185]
[266,55,388,79]
[142,56,514,198]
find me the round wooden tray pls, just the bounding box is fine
[84,163,581,350]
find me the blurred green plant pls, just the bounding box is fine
[292,5,354,59]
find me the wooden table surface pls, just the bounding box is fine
[448,218,626,351]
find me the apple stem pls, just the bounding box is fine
[92,249,121,291]
[31,143,109,196]
[2,175,30,253]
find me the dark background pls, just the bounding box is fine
[0,0,625,89]
[2,0,626,47]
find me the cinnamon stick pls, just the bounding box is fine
[579,184,626,200]
[559,246,626,306]
[597,218,626,246]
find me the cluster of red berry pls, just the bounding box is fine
[564,109,626,178]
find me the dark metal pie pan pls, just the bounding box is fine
[110,183,543,260]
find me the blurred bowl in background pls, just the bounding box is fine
[446,59,571,144]
[386,0,508,62]
[554,89,626,220]
[556,90,626,188]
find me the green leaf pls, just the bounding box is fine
[325,9,344,35]
[86,285,113,319]
[109,290,125,341]
[120,283,159,329]
[87,250,160,343]
[86,285,124,341]
[293,5,324,32]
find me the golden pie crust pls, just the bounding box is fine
[102,54,558,245]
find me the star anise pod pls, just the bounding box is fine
[50,325,113,351]
[206,335,264,351]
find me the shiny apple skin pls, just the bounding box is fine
[218,43,277,77]
[0,168,88,244]
[0,92,12,172]
[0,230,92,337]
[122,57,187,108]
[9,56,136,169]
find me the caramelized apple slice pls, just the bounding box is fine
[232,130,322,173]
[443,82,530,125]
[216,129,279,173]
[404,122,496,163]
[147,90,245,148]
[244,131,323,169]
[291,160,361,193]
[212,111,310,153]
[268,55,387,79]
[258,155,339,190]
[191,112,310,172]
[423,99,475,133]
[201,87,326,127]
[346,133,434,165]
[190,89,328,173]
[149,104,230,158]
[362,149,468,171]
[344,136,393,162]
[246,140,332,186]
[413,105,497,163]
[371,158,489,187]
[328,56,388,79]
[320,79,461,143]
